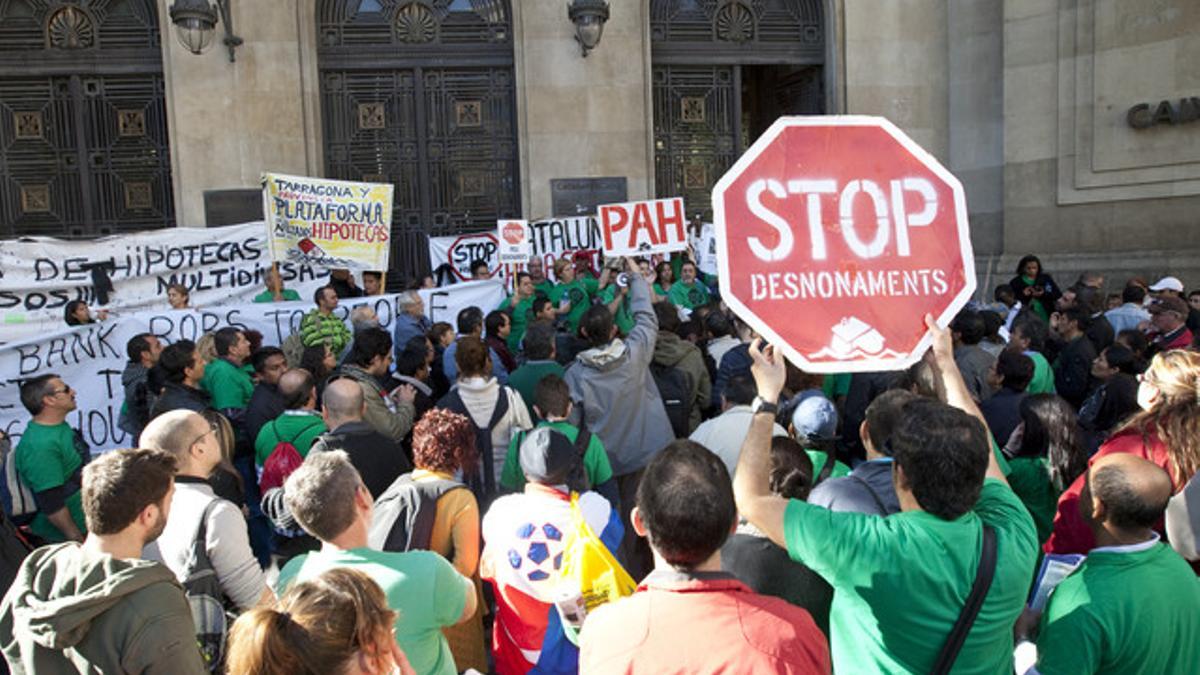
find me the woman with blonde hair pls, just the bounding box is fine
[226,568,414,675]
[370,408,488,672]
[1046,349,1200,555]
[167,283,191,309]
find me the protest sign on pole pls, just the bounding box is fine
[713,116,975,373]
[262,173,394,270]
[598,197,688,256]
[0,281,503,453]
[496,219,531,265]
[0,222,328,344]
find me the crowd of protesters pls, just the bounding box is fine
[1,251,1199,674]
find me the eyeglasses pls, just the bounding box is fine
[49,385,73,396]
[190,422,219,447]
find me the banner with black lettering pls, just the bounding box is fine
[428,215,605,282]
[0,281,504,453]
[0,222,329,344]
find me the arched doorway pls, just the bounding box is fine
[317,0,521,281]
[0,0,174,238]
[651,0,825,218]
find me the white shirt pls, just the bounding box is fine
[689,405,787,477]
[143,478,267,610]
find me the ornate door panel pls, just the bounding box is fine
[318,0,520,280]
[653,65,739,219]
[0,0,173,238]
[650,0,825,220]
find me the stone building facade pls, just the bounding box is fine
[1,0,1196,290]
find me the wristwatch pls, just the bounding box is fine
[751,396,778,416]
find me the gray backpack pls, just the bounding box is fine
[182,499,234,672]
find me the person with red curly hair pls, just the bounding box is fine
[369,408,488,672]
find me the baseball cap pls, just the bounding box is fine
[790,395,838,441]
[518,427,579,485]
[1149,276,1184,293]
[1149,296,1189,317]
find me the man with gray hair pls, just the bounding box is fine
[393,290,430,361]
[338,304,381,366]
[139,410,271,611]
[275,451,476,675]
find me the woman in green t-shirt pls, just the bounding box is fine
[1003,393,1088,544]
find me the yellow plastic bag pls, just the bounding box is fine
[555,493,636,645]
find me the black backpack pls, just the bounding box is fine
[650,362,693,439]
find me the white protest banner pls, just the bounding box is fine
[0,281,503,452]
[598,197,688,256]
[428,215,605,283]
[0,222,328,345]
[262,172,393,270]
[692,222,719,276]
[496,219,531,265]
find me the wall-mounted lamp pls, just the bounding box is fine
[567,0,610,58]
[169,0,243,63]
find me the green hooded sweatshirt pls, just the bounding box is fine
[0,543,207,674]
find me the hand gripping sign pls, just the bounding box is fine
[712,116,975,373]
[598,197,689,256]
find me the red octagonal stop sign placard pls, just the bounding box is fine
[713,116,975,373]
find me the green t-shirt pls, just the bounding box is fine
[784,478,1037,674]
[252,288,300,303]
[667,280,710,309]
[254,412,327,466]
[533,279,555,298]
[807,450,851,480]
[652,282,671,299]
[1025,351,1057,395]
[597,285,634,335]
[500,420,614,492]
[507,360,566,421]
[14,422,87,542]
[499,294,535,353]
[1036,543,1200,675]
[821,373,852,400]
[200,357,254,410]
[276,547,468,675]
[549,278,597,333]
[1005,456,1059,545]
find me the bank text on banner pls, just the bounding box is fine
[497,220,531,265]
[0,281,504,453]
[598,197,688,257]
[262,172,394,270]
[712,116,975,374]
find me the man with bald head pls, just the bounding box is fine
[254,369,327,469]
[139,410,271,610]
[309,378,411,498]
[1022,453,1200,674]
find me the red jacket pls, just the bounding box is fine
[579,571,829,674]
[1045,426,1176,555]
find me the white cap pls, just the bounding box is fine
[1149,276,1184,292]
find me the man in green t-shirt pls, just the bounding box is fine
[500,374,614,503]
[526,256,555,298]
[253,265,301,303]
[14,374,88,543]
[733,316,1037,675]
[1010,315,1057,395]
[1018,453,1200,675]
[506,321,565,421]
[499,272,537,353]
[199,327,254,410]
[549,258,597,334]
[276,451,476,675]
[254,369,327,467]
[667,260,711,310]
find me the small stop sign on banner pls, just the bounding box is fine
[713,116,976,373]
